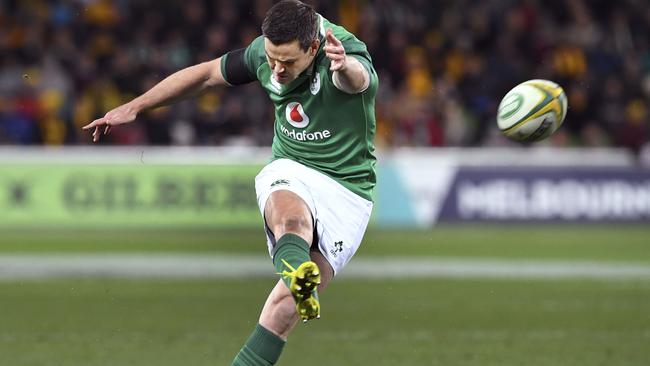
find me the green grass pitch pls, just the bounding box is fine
[1,226,650,262]
[2,279,649,366]
[1,226,649,365]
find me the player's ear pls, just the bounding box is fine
[310,39,319,56]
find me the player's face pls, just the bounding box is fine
[264,38,318,84]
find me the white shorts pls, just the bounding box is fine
[255,158,373,276]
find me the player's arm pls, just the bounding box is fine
[324,29,369,94]
[132,58,228,110]
[83,58,227,142]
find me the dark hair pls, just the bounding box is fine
[261,0,318,51]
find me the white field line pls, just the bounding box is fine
[0,254,649,281]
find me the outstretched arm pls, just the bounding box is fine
[83,58,226,142]
[324,28,369,94]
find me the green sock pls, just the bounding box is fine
[272,233,311,288]
[231,324,286,366]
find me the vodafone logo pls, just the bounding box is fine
[285,102,310,128]
[281,101,330,141]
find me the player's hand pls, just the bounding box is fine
[324,28,346,72]
[82,103,139,142]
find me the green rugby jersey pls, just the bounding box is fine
[220,15,378,201]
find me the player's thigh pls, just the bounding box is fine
[264,189,314,241]
[255,159,316,242]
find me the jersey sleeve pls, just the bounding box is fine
[340,37,379,92]
[341,39,372,69]
[220,36,267,85]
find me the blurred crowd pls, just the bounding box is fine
[1,0,650,152]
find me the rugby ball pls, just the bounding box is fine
[497,79,568,142]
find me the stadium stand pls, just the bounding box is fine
[0,0,648,154]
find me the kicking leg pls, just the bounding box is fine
[259,250,334,339]
[264,190,322,323]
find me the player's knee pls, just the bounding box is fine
[272,292,299,320]
[277,292,296,310]
[260,292,299,337]
[274,214,312,238]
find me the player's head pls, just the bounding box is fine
[262,0,319,84]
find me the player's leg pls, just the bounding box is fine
[231,190,328,366]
